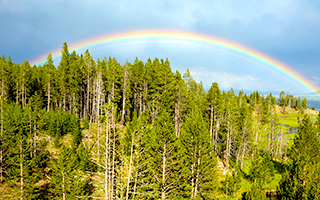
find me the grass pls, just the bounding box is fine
[280,114,299,128]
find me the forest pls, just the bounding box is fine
[0,42,320,199]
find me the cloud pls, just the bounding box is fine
[189,69,260,90]
[0,0,319,93]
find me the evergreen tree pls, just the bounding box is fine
[49,145,93,199]
[138,109,181,199]
[206,82,222,151]
[179,102,217,199]
[278,115,320,199]
[301,98,307,110]
[57,42,70,111]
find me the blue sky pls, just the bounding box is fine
[1,0,320,94]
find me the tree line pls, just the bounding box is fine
[0,42,319,199]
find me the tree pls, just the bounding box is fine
[135,109,180,199]
[278,115,320,199]
[302,98,307,110]
[57,42,70,111]
[206,82,222,149]
[49,145,93,199]
[43,52,56,112]
[179,102,217,199]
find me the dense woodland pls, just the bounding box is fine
[0,42,320,199]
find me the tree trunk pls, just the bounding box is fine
[161,143,166,200]
[86,65,90,119]
[191,162,195,198]
[126,131,135,200]
[194,149,201,198]
[62,172,66,200]
[121,62,128,124]
[111,111,116,199]
[105,107,110,200]
[63,91,66,112]
[226,125,230,170]
[174,101,180,137]
[20,137,24,200]
[33,122,36,157]
[132,167,138,200]
[47,77,51,112]
[16,83,19,105]
[143,81,147,113]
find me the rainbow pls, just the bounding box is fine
[31,29,320,99]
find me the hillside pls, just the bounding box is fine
[1,51,320,199]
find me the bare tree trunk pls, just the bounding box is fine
[63,91,66,112]
[226,124,231,170]
[191,162,195,198]
[86,64,90,119]
[16,83,19,105]
[139,89,142,117]
[111,111,116,199]
[132,168,138,200]
[33,122,37,157]
[126,131,135,200]
[96,74,101,163]
[161,143,166,200]
[21,82,25,108]
[62,172,66,200]
[105,108,110,200]
[194,149,201,198]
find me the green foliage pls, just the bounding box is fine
[221,166,242,198]
[48,145,93,199]
[2,103,50,199]
[249,152,275,184]
[179,102,218,199]
[277,115,320,199]
[1,48,320,199]
[302,98,308,110]
[241,183,268,200]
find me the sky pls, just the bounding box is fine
[1,0,320,95]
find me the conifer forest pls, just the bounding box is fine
[1,43,320,199]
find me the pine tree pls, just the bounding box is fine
[144,109,182,199]
[43,52,56,112]
[179,102,217,199]
[302,98,308,110]
[235,99,252,169]
[206,82,222,149]
[130,58,145,117]
[172,70,187,137]
[278,115,320,199]
[49,145,93,199]
[57,42,70,111]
